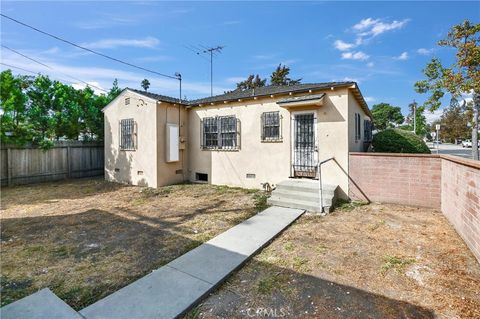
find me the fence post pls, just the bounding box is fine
[66,146,71,179]
[7,148,12,186]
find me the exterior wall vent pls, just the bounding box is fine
[195,173,208,182]
[175,169,183,175]
[246,174,256,179]
[114,168,120,172]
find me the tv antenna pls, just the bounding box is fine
[184,44,224,96]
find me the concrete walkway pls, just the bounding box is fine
[79,206,304,319]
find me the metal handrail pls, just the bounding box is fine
[317,157,334,214]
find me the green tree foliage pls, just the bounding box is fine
[141,78,150,91]
[236,74,267,91]
[270,64,301,86]
[435,98,471,143]
[0,70,121,147]
[414,20,479,159]
[372,128,431,154]
[370,103,405,130]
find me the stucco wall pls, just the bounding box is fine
[104,90,158,187]
[348,92,371,153]
[156,102,189,186]
[188,88,355,195]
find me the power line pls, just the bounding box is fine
[0,13,179,81]
[2,44,108,93]
[0,62,81,85]
[0,62,39,75]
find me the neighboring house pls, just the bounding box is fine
[103,82,372,200]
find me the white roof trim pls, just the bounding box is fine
[101,89,158,113]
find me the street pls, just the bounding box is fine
[427,142,479,160]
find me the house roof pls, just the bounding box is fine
[122,82,372,117]
[126,88,181,104]
[188,82,355,105]
[277,93,326,105]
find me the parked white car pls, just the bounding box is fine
[462,140,472,148]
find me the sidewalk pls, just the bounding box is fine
[79,206,304,319]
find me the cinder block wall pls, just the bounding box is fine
[348,153,441,208]
[441,157,480,263]
[349,153,480,263]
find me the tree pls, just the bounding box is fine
[141,78,150,91]
[371,103,405,130]
[0,70,31,145]
[414,20,480,160]
[436,98,471,143]
[270,64,301,86]
[236,74,266,91]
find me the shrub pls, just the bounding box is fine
[372,129,431,154]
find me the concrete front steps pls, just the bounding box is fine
[268,179,338,213]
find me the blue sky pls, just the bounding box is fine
[1,1,479,121]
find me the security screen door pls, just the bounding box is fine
[292,112,317,178]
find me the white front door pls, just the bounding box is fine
[292,112,318,178]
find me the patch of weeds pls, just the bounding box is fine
[52,282,110,310]
[51,245,75,259]
[253,192,270,212]
[370,220,386,231]
[316,243,328,253]
[283,242,295,252]
[292,256,309,272]
[335,199,368,212]
[24,245,46,254]
[382,255,415,273]
[0,276,34,307]
[140,187,172,198]
[256,272,290,295]
[183,305,201,319]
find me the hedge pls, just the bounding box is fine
[372,129,431,154]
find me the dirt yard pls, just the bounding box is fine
[192,202,480,319]
[0,178,267,310]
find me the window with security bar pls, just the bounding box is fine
[261,111,282,141]
[364,119,372,142]
[201,116,240,150]
[355,113,361,141]
[119,118,136,150]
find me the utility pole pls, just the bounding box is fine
[473,93,479,160]
[410,100,417,134]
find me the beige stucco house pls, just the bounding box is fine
[103,82,372,201]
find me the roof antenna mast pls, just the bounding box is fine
[185,45,224,97]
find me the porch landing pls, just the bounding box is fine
[268,179,338,213]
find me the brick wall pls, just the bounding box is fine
[349,153,480,263]
[349,153,441,208]
[441,157,480,263]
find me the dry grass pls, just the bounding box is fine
[0,178,268,310]
[192,203,480,319]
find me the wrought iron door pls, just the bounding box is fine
[292,113,317,178]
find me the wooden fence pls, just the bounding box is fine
[1,142,104,186]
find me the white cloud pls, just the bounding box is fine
[353,18,380,31]
[81,37,160,49]
[367,62,374,67]
[364,96,376,103]
[417,48,433,55]
[341,51,370,61]
[395,52,409,60]
[423,108,443,124]
[356,18,410,38]
[334,40,355,51]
